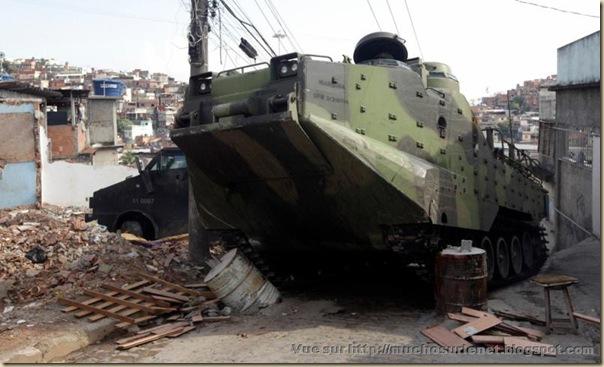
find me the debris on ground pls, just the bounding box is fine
[0,205,203,309]
[422,307,556,356]
[59,272,231,350]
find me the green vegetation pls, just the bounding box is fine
[119,150,137,166]
[117,118,133,137]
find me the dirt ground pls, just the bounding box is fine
[62,237,601,364]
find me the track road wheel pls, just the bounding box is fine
[509,235,523,275]
[521,231,534,270]
[495,237,510,280]
[478,236,495,281]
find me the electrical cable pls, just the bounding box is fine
[386,0,401,34]
[220,0,276,57]
[366,0,382,30]
[403,0,424,59]
[265,0,303,52]
[514,0,598,18]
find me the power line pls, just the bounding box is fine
[366,0,382,30]
[513,0,599,18]
[265,0,304,52]
[254,0,277,35]
[9,0,185,25]
[262,0,296,51]
[403,0,423,59]
[253,0,287,53]
[385,0,401,34]
[220,0,276,57]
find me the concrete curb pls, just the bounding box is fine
[0,318,116,363]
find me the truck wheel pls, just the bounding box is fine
[120,220,144,238]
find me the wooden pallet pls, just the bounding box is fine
[59,272,210,327]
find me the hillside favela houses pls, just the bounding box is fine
[0,56,185,209]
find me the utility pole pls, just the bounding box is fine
[188,0,211,263]
[506,91,514,144]
[189,0,210,76]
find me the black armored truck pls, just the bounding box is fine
[86,147,188,239]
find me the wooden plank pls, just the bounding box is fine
[116,332,152,345]
[573,312,601,325]
[191,315,203,323]
[143,287,191,302]
[137,272,202,296]
[89,299,148,322]
[83,289,173,315]
[421,325,472,351]
[503,337,556,356]
[492,309,546,326]
[516,326,544,341]
[184,283,208,288]
[151,295,185,304]
[90,288,186,322]
[58,297,136,324]
[448,313,479,323]
[115,315,157,329]
[470,335,506,344]
[137,321,190,335]
[461,307,493,319]
[166,325,195,338]
[75,282,152,318]
[117,325,187,349]
[62,280,150,313]
[453,315,502,339]
[101,284,170,307]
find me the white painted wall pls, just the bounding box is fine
[39,117,138,208]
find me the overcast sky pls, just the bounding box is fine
[2,0,600,100]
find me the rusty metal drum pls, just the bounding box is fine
[434,246,487,314]
[204,249,280,314]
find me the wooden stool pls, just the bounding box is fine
[532,274,579,334]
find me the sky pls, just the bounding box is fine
[1,0,600,100]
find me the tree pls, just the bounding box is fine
[119,150,137,166]
[510,96,526,113]
[117,118,133,137]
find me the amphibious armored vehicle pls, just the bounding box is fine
[172,32,548,284]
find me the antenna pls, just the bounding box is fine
[272,31,286,55]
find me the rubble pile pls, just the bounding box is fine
[0,205,202,310]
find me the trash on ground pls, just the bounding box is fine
[58,271,231,350]
[423,307,557,356]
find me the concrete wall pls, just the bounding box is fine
[538,88,556,120]
[92,149,119,166]
[41,160,138,207]
[48,124,77,159]
[0,162,37,208]
[0,104,35,162]
[555,87,600,128]
[556,159,593,249]
[0,103,38,209]
[557,31,600,86]
[592,136,600,238]
[88,98,117,145]
[39,121,138,208]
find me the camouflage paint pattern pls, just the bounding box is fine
[171,55,546,251]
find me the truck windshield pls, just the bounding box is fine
[147,153,187,171]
